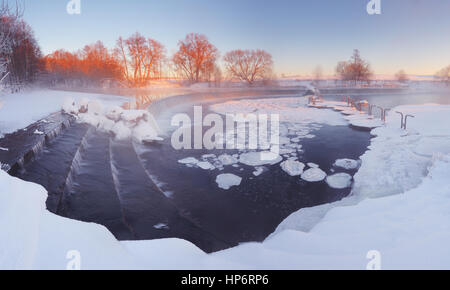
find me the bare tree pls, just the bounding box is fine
[223,49,273,85]
[336,49,373,85]
[1,1,41,87]
[436,66,450,86]
[212,65,222,87]
[115,36,130,83]
[313,65,323,85]
[0,0,24,81]
[172,33,218,83]
[395,70,409,83]
[114,33,165,87]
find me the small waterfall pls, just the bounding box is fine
[45,125,64,143]
[30,138,46,159]
[57,128,92,213]
[8,115,74,175]
[108,138,136,237]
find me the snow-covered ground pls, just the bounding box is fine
[0,89,128,137]
[1,92,450,269]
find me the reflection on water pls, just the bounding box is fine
[122,95,159,110]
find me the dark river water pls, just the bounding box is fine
[9,90,375,253]
[2,89,448,252]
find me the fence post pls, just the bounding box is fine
[396,111,404,129]
[404,115,415,130]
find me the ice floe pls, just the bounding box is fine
[325,173,353,189]
[301,168,327,182]
[307,163,319,168]
[153,223,169,230]
[280,160,305,176]
[334,159,360,170]
[216,174,242,190]
[178,157,199,165]
[239,151,282,167]
[252,167,266,177]
[197,161,214,170]
[218,154,238,166]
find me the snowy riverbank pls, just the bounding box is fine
[0,89,128,137]
[1,91,450,269]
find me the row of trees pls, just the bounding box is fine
[44,32,274,87]
[333,50,413,84]
[45,42,122,86]
[1,1,42,87]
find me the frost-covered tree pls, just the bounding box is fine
[0,1,19,79]
[0,1,41,86]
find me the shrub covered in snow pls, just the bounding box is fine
[62,98,163,143]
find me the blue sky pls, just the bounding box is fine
[23,0,450,76]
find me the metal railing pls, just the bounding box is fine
[336,96,415,130]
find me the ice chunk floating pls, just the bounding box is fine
[334,159,360,170]
[326,173,353,189]
[216,174,242,190]
[239,152,282,167]
[301,168,327,182]
[280,160,305,176]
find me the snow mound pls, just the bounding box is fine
[216,174,242,190]
[326,173,353,189]
[280,160,305,176]
[62,98,163,143]
[301,168,327,182]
